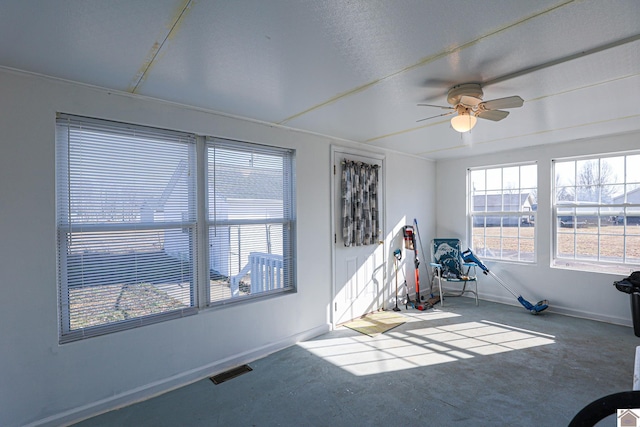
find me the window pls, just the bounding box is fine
[553,153,640,273]
[207,138,296,303]
[469,163,537,262]
[56,115,296,342]
[56,115,197,342]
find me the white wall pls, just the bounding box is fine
[0,69,436,427]
[435,132,640,326]
[384,155,436,307]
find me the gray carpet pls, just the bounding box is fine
[74,297,639,426]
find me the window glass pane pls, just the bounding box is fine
[503,167,519,190]
[519,237,535,262]
[628,155,640,185]
[470,169,486,192]
[628,208,640,232]
[576,207,598,230]
[501,237,518,260]
[521,164,537,190]
[209,224,286,303]
[556,232,575,258]
[556,186,575,202]
[65,135,193,224]
[628,184,640,200]
[576,159,598,182]
[66,228,194,330]
[472,193,487,212]
[600,235,624,263]
[575,234,597,259]
[603,207,624,226]
[485,190,501,212]
[575,186,597,203]
[209,148,285,221]
[503,194,523,212]
[557,206,575,228]
[484,235,502,258]
[576,159,601,202]
[602,184,625,204]
[486,168,502,190]
[627,236,640,263]
[602,157,624,184]
[555,161,575,187]
[485,218,502,234]
[471,223,486,257]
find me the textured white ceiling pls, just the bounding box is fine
[0,0,638,159]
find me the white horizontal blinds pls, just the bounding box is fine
[206,138,295,303]
[56,114,197,343]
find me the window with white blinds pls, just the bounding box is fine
[56,114,197,343]
[207,138,296,303]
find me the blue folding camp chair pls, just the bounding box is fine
[430,238,478,306]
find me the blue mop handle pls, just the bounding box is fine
[461,248,489,273]
[461,249,548,314]
[462,249,522,297]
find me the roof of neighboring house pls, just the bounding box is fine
[215,164,285,200]
[613,186,640,204]
[473,193,534,210]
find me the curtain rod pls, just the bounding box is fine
[341,160,379,168]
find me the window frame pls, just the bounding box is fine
[552,151,640,274]
[468,162,537,264]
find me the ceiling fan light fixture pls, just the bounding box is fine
[450,114,477,132]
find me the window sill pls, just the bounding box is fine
[552,260,637,276]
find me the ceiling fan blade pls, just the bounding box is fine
[479,96,524,110]
[421,77,456,88]
[416,111,455,123]
[476,109,509,121]
[460,95,482,107]
[417,103,453,110]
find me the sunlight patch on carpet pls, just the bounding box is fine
[299,319,555,376]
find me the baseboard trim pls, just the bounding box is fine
[478,293,632,327]
[27,323,331,427]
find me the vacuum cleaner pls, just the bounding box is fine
[392,249,402,311]
[462,249,549,314]
[402,226,430,310]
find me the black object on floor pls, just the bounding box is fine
[614,271,640,337]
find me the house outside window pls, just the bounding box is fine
[469,163,537,263]
[56,115,296,343]
[206,138,296,304]
[553,153,640,274]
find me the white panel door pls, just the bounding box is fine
[333,150,384,325]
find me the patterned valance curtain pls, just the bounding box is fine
[341,160,379,246]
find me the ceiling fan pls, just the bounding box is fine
[417,83,524,132]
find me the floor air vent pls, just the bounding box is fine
[210,364,253,385]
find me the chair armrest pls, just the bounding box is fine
[462,262,478,278]
[429,263,442,269]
